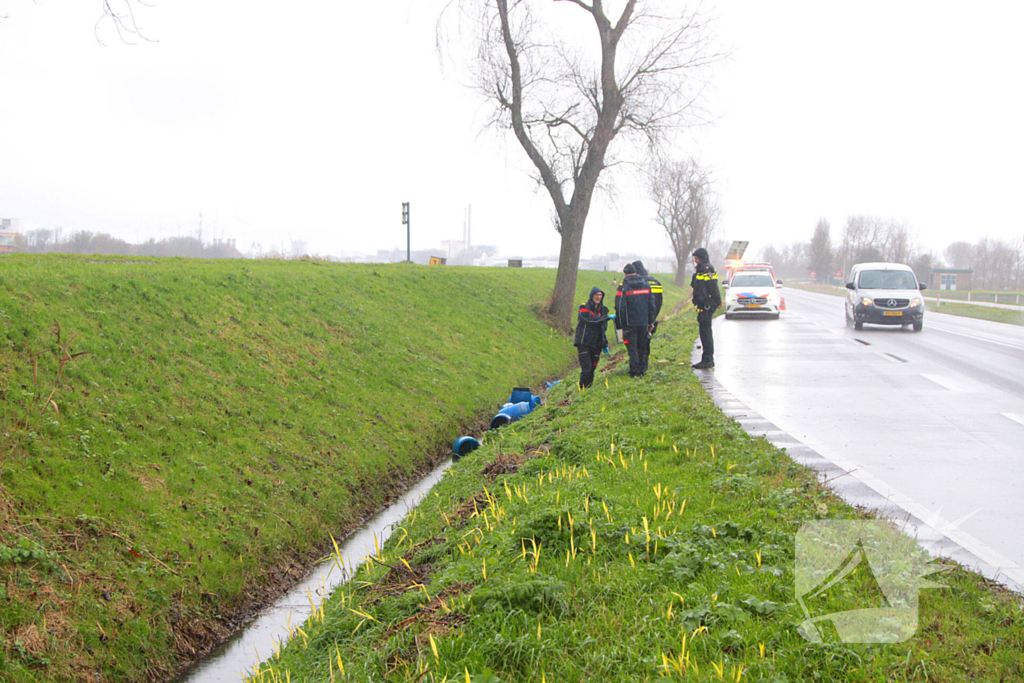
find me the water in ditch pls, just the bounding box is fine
[171,457,454,683]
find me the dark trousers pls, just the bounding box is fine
[697,308,715,363]
[622,327,650,377]
[577,346,602,388]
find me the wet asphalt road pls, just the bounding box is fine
[703,287,1024,590]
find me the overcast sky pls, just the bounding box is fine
[2,1,1022,263]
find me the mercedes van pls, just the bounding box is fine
[845,262,926,331]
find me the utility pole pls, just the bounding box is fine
[402,202,410,262]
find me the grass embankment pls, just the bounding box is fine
[0,255,635,682]
[788,283,1024,327]
[260,310,1024,682]
[924,301,1024,327]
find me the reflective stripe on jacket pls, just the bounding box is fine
[574,300,610,348]
[691,265,722,310]
[615,273,657,328]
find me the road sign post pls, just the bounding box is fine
[401,202,410,262]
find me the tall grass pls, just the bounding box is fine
[260,306,1024,682]
[0,255,636,682]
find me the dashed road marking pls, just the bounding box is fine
[921,373,956,390]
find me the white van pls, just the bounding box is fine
[845,262,926,331]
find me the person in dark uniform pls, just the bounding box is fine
[690,247,722,369]
[574,286,612,389]
[614,263,656,378]
[631,260,663,371]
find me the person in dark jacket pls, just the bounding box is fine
[690,247,722,369]
[614,263,657,378]
[631,260,663,321]
[631,260,663,369]
[574,286,611,389]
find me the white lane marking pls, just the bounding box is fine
[927,321,1024,351]
[706,355,1024,592]
[1002,413,1024,427]
[921,373,956,390]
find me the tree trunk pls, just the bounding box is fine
[675,256,688,287]
[546,211,586,332]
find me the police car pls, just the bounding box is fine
[723,266,783,319]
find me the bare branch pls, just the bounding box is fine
[557,0,594,12]
[96,0,157,45]
[440,0,721,327]
[648,156,719,285]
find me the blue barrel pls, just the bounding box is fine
[501,401,532,421]
[509,387,533,404]
[490,401,532,430]
[452,436,481,461]
[490,413,512,430]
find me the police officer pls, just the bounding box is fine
[690,247,722,369]
[574,286,611,389]
[615,263,656,378]
[631,260,663,370]
[631,261,663,322]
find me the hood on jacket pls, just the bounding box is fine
[631,260,649,277]
[589,286,605,304]
[692,248,710,264]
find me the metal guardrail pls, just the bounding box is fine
[926,294,1024,312]
[931,292,1023,306]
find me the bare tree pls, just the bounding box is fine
[910,251,937,285]
[97,0,155,44]
[806,218,832,282]
[445,0,717,329]
[879,218,914,264]
[2,2,153,43]
[838,215,916,277]
[647,157,718,285]
[944,241,974,269]
[942,237,1024,290]
[757,241,808,280]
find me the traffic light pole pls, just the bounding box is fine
[402,202,410,262]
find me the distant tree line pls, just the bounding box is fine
[760,217,1024,290]
[15,229,244,259]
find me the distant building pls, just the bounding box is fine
[1,218,23,253]
[929,268,972,291]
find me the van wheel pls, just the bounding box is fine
[913,321,923,332]
[854,321,863,331]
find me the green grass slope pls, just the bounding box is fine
[261,310,1024,683]
[0,255,639,682]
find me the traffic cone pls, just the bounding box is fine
[780,297,787,311]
